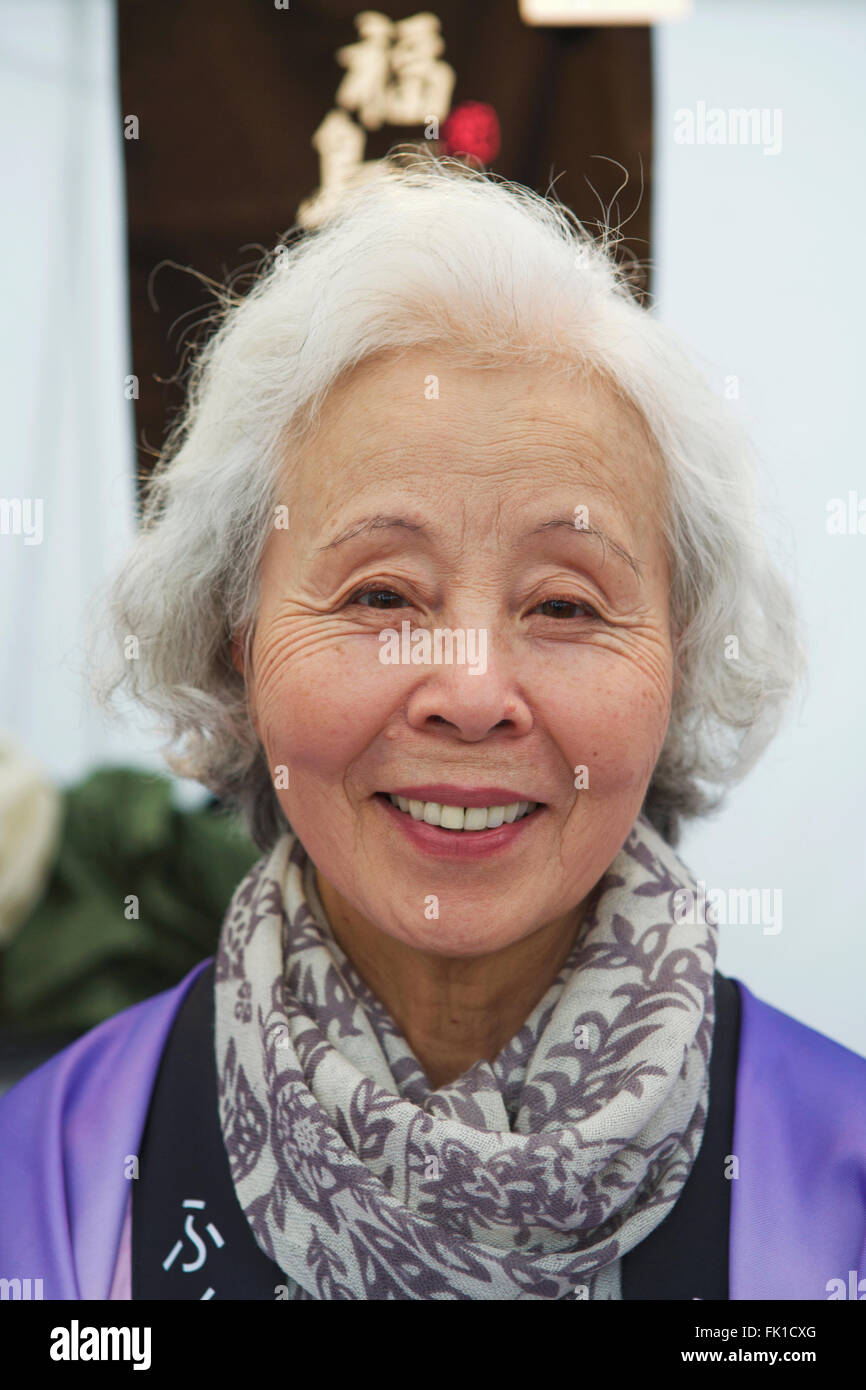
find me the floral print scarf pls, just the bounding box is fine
[215,813,717,1299]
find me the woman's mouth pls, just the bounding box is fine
[373,792,545,858]
[382,792,539,831]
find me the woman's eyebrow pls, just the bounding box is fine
[314,511,640,577]
[315,514,429,553]
[529,516,641,577]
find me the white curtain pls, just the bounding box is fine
[0,0,194,793]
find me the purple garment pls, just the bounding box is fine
[731,983,866,1300]
[1,963,864,1300]
[0,959,209,1299]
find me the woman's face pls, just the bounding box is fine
[240,347,675,956]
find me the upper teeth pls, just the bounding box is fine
[388,795,537,830]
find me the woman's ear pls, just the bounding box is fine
[231,630,260,737]
[669,622,682,696]
[230,632,245,677]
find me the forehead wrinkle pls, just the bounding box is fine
[302,357,655,480]
[316,388,619,468]
[293,361,668,556]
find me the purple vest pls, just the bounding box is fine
[1,959,865,1300]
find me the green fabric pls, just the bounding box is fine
[0,766,259,1033]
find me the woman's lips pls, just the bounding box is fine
[374,792,544,859]
[385,784,541,808]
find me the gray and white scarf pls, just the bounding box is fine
[214,813,716,1300]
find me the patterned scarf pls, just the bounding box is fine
[214,813,716,1300]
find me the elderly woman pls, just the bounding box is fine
[1,155,864,1303]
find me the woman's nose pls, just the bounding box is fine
[404,655,533,740]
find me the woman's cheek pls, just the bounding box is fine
[549,662,672,795]
[253,638,402,785]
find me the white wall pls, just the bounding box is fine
[654,0,866,1053]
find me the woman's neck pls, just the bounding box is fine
[315,871,587,1088]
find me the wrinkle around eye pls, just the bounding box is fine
[251,606,379,691]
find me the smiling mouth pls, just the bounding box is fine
[375,792,542,833]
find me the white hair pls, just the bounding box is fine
[91,150,805,850]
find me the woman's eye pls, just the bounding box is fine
[346,588,601,619]
[348,585,408,609]
[535,597,602,621]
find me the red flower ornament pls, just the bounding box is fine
[440,101,501,167]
